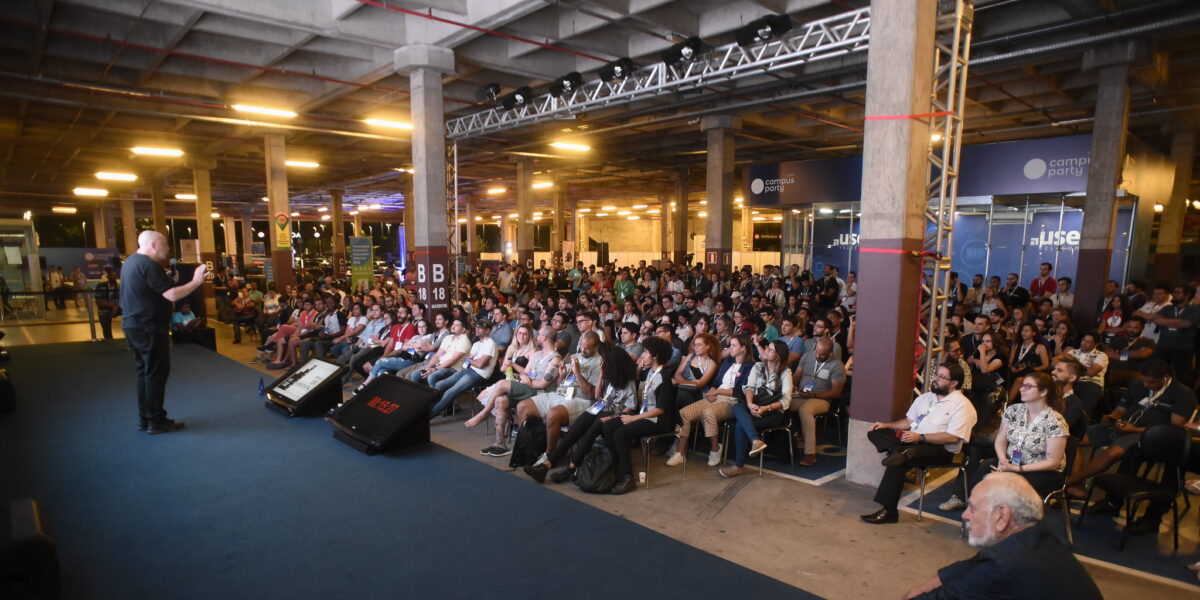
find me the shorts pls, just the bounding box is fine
[531,392,591,422]
[508,381,538,402]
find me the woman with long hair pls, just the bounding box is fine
[524,344,639,483]
[1098,294,1127,344]
[499,324,537,375]
[670,332,722,409]
[719,339,793,477]
[1008,322,1050,402]
[979,372,1069,499]
[667,335,755,468]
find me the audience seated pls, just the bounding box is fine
[718,339,793,478]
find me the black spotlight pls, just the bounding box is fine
[475,83,501,103]
[500,86,534,111]
[735,14,793,47]
[661,36,707,66]
[549,72,584,97]
[598,57,637,83]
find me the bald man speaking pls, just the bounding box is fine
[120,230,208,434]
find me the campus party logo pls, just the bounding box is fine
[750,176,795,195]
[1022,156,1089,180]
[1029,229,1080,248]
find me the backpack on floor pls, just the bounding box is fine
[574,442,616,494]
[509,416,547,469]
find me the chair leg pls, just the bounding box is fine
[917,468,928,522]
[1075,485,1097,528]
[959,467,969,538]
[642,439,651,490]
[787,430,795,468]
[1171,500,1180,551]
[1119,499,1134,551]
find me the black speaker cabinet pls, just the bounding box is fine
[264,358,348,417]
[325,375,436,455]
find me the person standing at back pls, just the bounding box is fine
[120,230,208,434]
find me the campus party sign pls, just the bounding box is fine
[745,135,1092,205]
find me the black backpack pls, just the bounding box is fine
[509,416,547,469]
[574,442,616,494]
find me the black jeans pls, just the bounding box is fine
[602,416,671,478]
[98,309,115,340]
[868,428,955,511]
[124,328,171,425]
[548,411,606,467]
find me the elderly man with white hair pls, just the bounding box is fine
[902,472,1101,600]
[119,229,208,434]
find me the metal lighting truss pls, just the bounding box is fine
[917,0,974,395]
[445,7,871,140]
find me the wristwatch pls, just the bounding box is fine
[918,434,926,443]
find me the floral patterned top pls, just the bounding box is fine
[1002,403,1070,470]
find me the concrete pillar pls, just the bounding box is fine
[673,168,689,265]
[263,132,294,287]
[702,117,737,272]
[353,211,363,237]
[466,197,479,267]
[330,188,347,278]
[740,204,753,252]
[150,181,167,235]
[192,164,217,311]
[397,44,454,310]
[1075,47,1134,328]
[403,175,415,266]
[1154,131,1195,282]
[515,158,535,268]
[93,208,110,249]
[223,216,238,267]
[551,183,564,270]
[846,0,937,487]
[120,198,137,256]
[576,212,589,259]
[500,214,512,261]
[659,190,670,262]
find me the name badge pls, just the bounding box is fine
[817,369,831,380]
[586,399,607,415]
[1138,397,1154,408]
[802,380,815,393]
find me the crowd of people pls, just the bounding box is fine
[187,258,1199,584]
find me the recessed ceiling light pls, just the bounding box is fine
[320,214,331,220]
[577,208,591,213]
[233,104,297,118]
[175,193,197,200]
[131,147,183,157]
[617,211,631,216]
[73,187,108,197]
[627,215,639,220]
[368,203,382,210]
[285,160,319,168]
[550,141,590,151]
[488,187,507,195]
[290,212,300,217]
[363,118,413,129]
[261,197,270,202]
[532,182,553,189]
[601,205,616,211]
[95,172,137,181]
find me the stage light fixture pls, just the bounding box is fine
[661,37,707,66]
[549,72,584,97]
[735,14,793,47]
[599,58,636,83]
[475,83,502,103]
[500,86,534,111]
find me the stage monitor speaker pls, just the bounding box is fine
[172,262,206,320]
[0,498,61,600]
[325,375,435,455]
[264,358,348,417]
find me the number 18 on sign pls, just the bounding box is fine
[413,247,449,310]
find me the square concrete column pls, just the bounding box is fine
[403,174,415,266]
[659,190,670,262]
[740,204,753,252]
[263,132,294,287]
[702,117,737,272]
[672,168,689,265]
[576,212,588,260]
[150,181,167,235]
[515,157,535,268]
[846,0,938,487]
[120,198,137,256]
[353,212,362,237]
[1154,131,1195,282]
[551,184,564,270]
[92,208,110,249]
[396,44,454,310]
[1075,44,1138,327]
[330,188,347,278]
[191,163,218,310]
[500,214,512,261]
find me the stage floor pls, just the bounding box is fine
[1,336,1195,598]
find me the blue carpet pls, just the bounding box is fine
[0,341,819,599]
[905,467,1200,585]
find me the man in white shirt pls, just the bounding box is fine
[1132,284,1171,342]
[517,331,603,455]
[409,317,471,387]
[1068,332,1108,390]
[425,319,498,419]
[860,363,977,524]
[1049,277,1074,309]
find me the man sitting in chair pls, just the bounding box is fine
[860,363,977,524]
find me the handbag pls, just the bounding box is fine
[574,441,616,494]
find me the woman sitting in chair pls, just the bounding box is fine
[718,339,793,478]
[666,335,755,468]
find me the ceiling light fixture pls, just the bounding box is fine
[661,36,707,66]
[1154,203,1164,213]
[52,206,77,214]
[632,204,647,209]
[930,132,944,143]
[487,187,507,195]
[627,215,640,220]
[550,141,590,152]
[577,208,591,213]
[73,187,108,197]
[210,212,221,218]
[508,213,519,218]
[95,172,137,182]
[735,14,793,47]
[599,57,636,83]
[175,193,197,200]
[321,214,331,220]
[595,213,608,217]
[233,104,297,118]
[348,210,358,215]
[290,212,300,217]
[285,160,319,168]
[647,209,660,214]
[368,203,382,210]
[132,147,183,157]
[617,211,631,216]
[752,216,765,221]
[317,206,328,212]
[261,197,270,202]
[364,118,413,130]
[819,208,834,214]
[698,200,707,205]
[549,72,584,97]
[698,211,707,218]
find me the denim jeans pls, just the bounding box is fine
[368,357,415,380]
[428,368,484,419]
[410,366,454,386]
[730,403,786,467]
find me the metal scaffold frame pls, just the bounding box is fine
[445,7,871,140]
[917,0,974,395]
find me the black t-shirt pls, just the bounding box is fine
[1120,380,1197,429]
[119,254,177,332]
[1105,335,1155,372]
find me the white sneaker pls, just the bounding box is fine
[939,495,966,511]
[533,452,548,467]
[665,452,685,467]
[707,446,723,467]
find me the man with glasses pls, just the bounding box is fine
[860,363,976,524]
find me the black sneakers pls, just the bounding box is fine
[610,475,637,495]
[548,465,574,484]
[147,419,186,435]
[525,463,549,484]
[480,446,511,457]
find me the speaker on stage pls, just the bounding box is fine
[325,375,436,455]
[264,358,348,417]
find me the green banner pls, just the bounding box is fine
[349,236,373,290]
